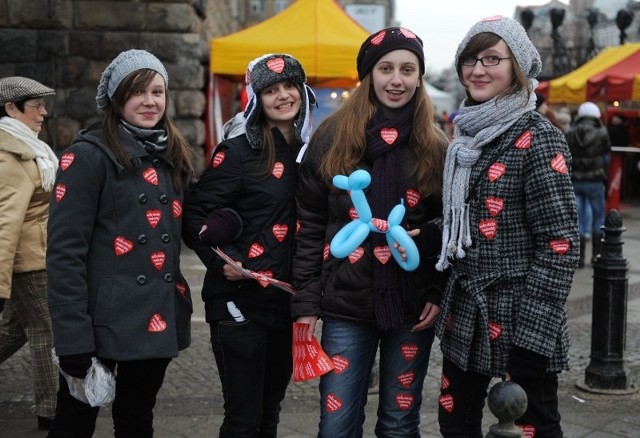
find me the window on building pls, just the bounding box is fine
[250,0,264,13]
[274,0,290,12]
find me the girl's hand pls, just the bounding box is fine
[411,301,440,332]
[222,261,244,281]
[296,316,318,342]
[394,228,420,261]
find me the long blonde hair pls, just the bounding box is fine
[319,75,449,197]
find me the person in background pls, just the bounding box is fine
[182,53,315,438]
[435,16,578,437]
[0,76,59,431]
[292,27,449,437]
[565,102,611,268]
[46,49,194,437]
[535,92,563,132]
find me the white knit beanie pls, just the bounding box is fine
[577,102,601,119]
[96,49,169,111]
[456,15,542,78]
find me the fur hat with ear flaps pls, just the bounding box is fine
[243,54,316,152]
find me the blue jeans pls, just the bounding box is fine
[318,317,435,438]
[572,181,605,237]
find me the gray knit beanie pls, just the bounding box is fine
[0,76,55,105]
[96,49,169,111]
[456,15,542,78]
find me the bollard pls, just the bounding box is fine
[576,209,637,394]
[484,381,527,438]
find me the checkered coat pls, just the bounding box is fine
[435,111,579,376]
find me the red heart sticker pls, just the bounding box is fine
[323,243,330,261]
[325,393,343,413]
[397,371,415,388]
[439,394,454,413]
[256,271,273,288]
[479,219,497,240]
[331,355,350,374]
[176,282,187,300]
[248,242,265,258]
[380,128,398,145]
[371,218,389,232]
[349,207,359,220]
[441,373,450,390]
[549,238,570,255]
[55,183,66,203]
[374,246,391,265]
[266,57,285,73]
[399,28,417,39]
[272,162,284,179]
[348,247,364,264]
[405,189,420,208]
[60,152,75,171]
[142,168,158,185]
[551,153,568,174]
[485,196,504,217]
[514,130,532,149]
[487,162,506,182]
[401,344,418,361]
[272,224,288,242]
[212,150,225,168]
[114,236,133,256]
[520,425,536,438]
[146,209,162,228]
[396,394,414,411]
[370,30,386,45]
[148,313,167,332]
[172,200,183,218]
[488,321,502,340]
[151,251,166,270]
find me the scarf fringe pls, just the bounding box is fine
[435,204,472,271]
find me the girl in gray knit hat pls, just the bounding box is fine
[46,49,194,437]
[434,16,578,437]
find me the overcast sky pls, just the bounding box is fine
[395,0,570,73]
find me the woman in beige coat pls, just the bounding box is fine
[0,76,59,430]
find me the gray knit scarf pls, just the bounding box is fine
[435,83,537,271]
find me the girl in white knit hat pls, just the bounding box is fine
[435,16,579,437]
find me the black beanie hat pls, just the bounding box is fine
[356,27,425,80]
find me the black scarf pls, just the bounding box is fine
[364,103,416,330]
[119,119,168,154]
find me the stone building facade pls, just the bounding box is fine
[0,0,239,169]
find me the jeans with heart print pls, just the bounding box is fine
[317,316,435,438]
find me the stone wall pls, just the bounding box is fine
[0,0,237,170]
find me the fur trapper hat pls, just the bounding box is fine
[243,53,316,151]
[357,27,425,80]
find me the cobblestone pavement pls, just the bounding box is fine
[2,205,640,437]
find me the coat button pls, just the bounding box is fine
[138,234,148,244]
[138,193,147,204]
[137,275,147,285]
[159,194,168,204]
[161,233,171,243]
[152,158,162,168]
[163,273,173,282]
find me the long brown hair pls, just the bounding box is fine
[456,33,532,106]
[319,75,449,197]
[101,69,194,191]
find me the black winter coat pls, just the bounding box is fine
[565,116,611,182]
[291,120,448,324]
[182,130,298,328]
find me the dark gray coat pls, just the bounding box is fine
[47,125,192,360]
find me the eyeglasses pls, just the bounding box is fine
[461,56,511,67]
[24,102,47,111]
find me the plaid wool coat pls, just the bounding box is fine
[435,111,579,376]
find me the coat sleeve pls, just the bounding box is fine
[0,153,32,299]
[47,144,104,355]
[291,135,330,319]
[182,141,244,273]
[516,121,579,357]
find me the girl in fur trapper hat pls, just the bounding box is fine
[434,16,579,437]
[182,53,314,438]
